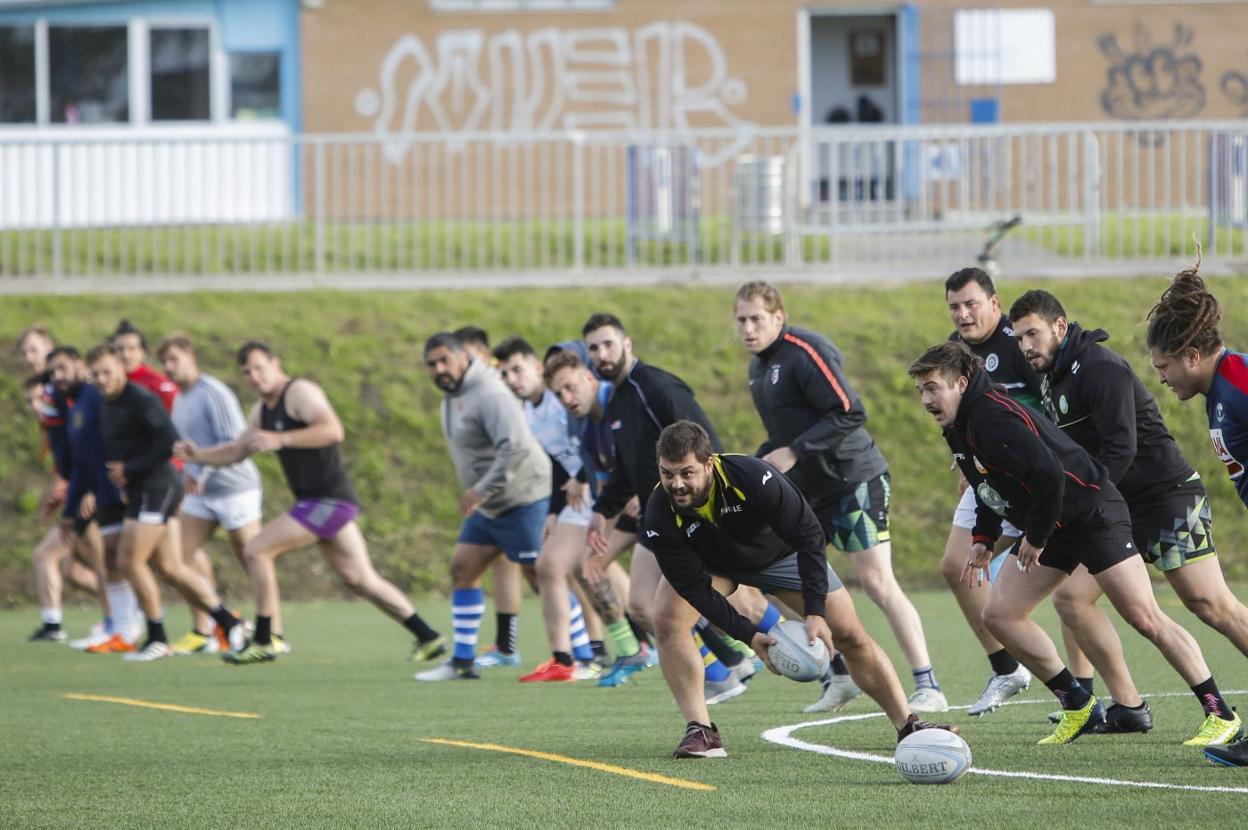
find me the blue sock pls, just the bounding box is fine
[757,603,782,634]
[695,632,731,682]
[103,616,114,635]
[451,587,485,662]
[912,665,941,692]
[568,591,593,662]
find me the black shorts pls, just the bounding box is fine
[615,514,639,535]
[1130,476,1215,573]
[70,500,126,535]
[124,474,184,525]
[1039,494,1138,576]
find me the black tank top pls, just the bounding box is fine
[260,379,358,504]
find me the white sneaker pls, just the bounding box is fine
[69,623,110,650]
[123,641,174,662]
[731,656,762,684]
[908,687,950,713]
[706,674,748,705]
[227,621,248,653]
[804,673,862,713]
[967,665,1032,716]
[414,660,480,681]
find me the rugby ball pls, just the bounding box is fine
[895,729,972,785]
[766,619,830,682]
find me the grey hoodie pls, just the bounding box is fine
[441,358,551,518]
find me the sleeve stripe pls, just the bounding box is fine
[783,333,851,412]
[1218,352,1248,398]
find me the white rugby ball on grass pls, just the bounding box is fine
[766,619,830,682]
[895,729,972,785]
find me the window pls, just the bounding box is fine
[229,52,281,120]
[0,26,36,124]
[49,26,129,124]
[954,9,1056,86]
[150,28,211,121]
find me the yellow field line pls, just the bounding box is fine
[60,693,260,720]
[421,738,716,791]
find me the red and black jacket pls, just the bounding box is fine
[944,368,1108,550]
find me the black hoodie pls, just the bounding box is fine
[944,368,1110,549]
[1041,323,1195,503]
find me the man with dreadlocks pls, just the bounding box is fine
[1146,255,1248,766]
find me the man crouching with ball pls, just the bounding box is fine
[644,420,956,758]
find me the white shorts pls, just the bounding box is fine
[953,486,1021,537]
[180,489,263,531]
[556,499,595,528]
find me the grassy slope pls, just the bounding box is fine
[4,589,1247,829]
[3,274,1248,605]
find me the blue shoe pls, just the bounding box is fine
[597,651,652,687]
[474,646,521,668]
[641,642,659,667]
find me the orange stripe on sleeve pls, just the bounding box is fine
[784,333,851,412]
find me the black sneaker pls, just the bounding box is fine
[28,624,67,643]
[1099,702,1153,734]
[897,713,960,743]
[673,721,727,758]
[1205,739,1248,767]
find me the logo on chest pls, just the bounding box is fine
[1059,395,1069,415]
[1216,402,1226,422]
[985,353,1000,372]
[770,364,781,385]
[686,521,701,537]
[610,420,623,430]
[720,504,743,515]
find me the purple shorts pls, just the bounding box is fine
[289,498,359,540]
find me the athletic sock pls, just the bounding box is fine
[146,618,167,645]
[626,614,653,648]
[495,611,518,655]
[1192,677,1234,719]
[403,612,439,643]
[912,665,941,692]
[568,592,594,662]
[1076,676,1095,697]
[553,651,574,667]
[695,632,731,683]
[590,640,607,659]
[105,581,136,635]
[757,603,782,634]
[254,615,273,646]
[829,651,850,677]
[606,620,641,658]
[1044,668,1091,711]
[696,620,744,668]
[40,608,63,626]
[987,648,1020,676]
[455,588,486,662]
[208,604,239,632]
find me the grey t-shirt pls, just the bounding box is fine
[172,374,262,496]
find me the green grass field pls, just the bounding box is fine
[5,586,1248,829]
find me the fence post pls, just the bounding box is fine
[51,142,62,279]
[314,139,326,276]
[572,133,585,271]
[1082,131,1099,262]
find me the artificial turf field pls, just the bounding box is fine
[5,586,1248,829]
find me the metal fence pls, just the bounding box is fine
[2,121,1247,283]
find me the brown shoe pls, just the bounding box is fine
[897,713,959,743]
[673,721,727,758]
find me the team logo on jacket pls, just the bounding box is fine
[610,420,623,430]
[1216,402,1226,422]
[770,365,780,385]
[985,353,999,372]
[972,456,987,475]
[1059,395,1069,415]
[686,521,701,537]
[976,482,1010,516]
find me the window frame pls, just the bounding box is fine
[226,50,283,122]
[0,22,38,125]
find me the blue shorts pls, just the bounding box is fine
[457,498,549,564]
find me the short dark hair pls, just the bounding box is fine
[544,349,589,383]
[582,312,626,339]
[908,340,983,386]
[158,333,196,360]
[657,420,715,464]
[22,373,45,390]
[112,319,147,350]
[945,267,997,298]
[1008,290,1067,325]
[47,346,81,362]
[85,343,121,365]
[453,326,489,350]
[237,340,274,366]
[424,332,464,355]
[492,336,535,364]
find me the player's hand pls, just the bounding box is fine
[246,430,284,454]
[51,477,69,505]
[804,615,836,659]
[183,474,202,496]
[751,631,781,675]
[79,492,96,521]
[106,461,127,489]
[761,447,798,474]
[173,439,198,463]
[563,478,588,511]
[586,512,609,555]
[582,549,608,583]
[961,542,992,587]
[540,513,556,544]
[1016,539,1044,573]
[459,488,483,517]
[622,496,640,519]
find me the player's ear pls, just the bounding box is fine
[955,375,969,393]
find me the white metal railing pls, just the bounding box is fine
[1,121,1246,281]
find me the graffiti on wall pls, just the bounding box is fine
[1222,66,1248,115]
[354,22,756,167]
[1099,23,1205,121]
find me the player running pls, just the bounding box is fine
[910,340,1239,746]
[177,341,444,665]
[734,281,944,713]
[645,421,955,758]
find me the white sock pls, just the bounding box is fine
[40,608,62,625]
[106,581,139,635]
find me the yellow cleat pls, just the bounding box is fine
[170,630,218,655]
[1038,696,1104,745]
[1184,711,1243,746]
